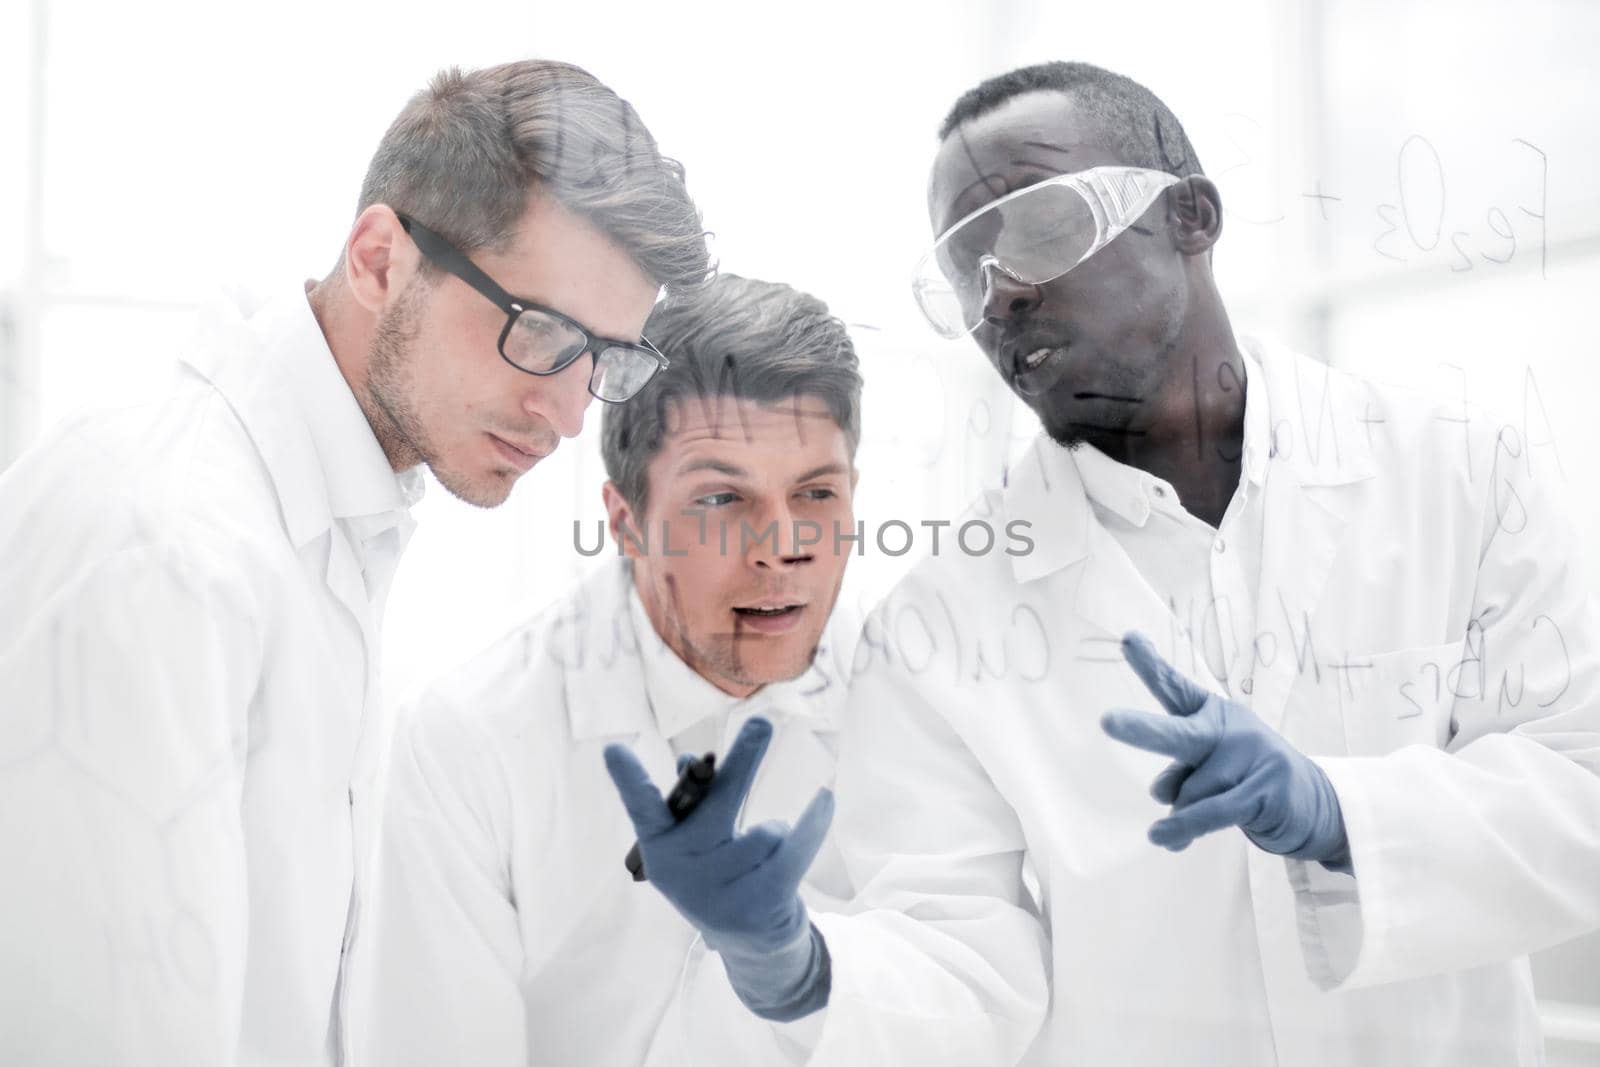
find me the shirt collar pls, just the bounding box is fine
[1237,332,1375,487]
[1072,445,1160,527]
[1002,335,1366,586]
[1002,433,1094,586]
[561,561,853,742]
[624,570,852,741]
[627,580,747,742]
[1071,343,1270,526]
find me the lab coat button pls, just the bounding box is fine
[1241,676,1254,695]
[1214,538,1226,553]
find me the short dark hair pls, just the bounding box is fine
[601,274,862,512]
[938,61,1203,179]
[358,59,711,295]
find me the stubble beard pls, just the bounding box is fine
[366,282,431,473]
[1041,298,1185,452]
[366,282,512,509]
[686,628,822,694]
[646,572,821,695]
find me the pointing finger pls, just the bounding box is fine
[603,743,675,838]
[1122,632,1212,716]
[695,716,775,828]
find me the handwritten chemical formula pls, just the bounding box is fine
[1213,117,1550,279]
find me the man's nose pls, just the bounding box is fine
[746,499,815,569]
[525,352,595,439]
[980,258,1042,327]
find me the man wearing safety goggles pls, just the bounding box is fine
[608,61,1600,1065]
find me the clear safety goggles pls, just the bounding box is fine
[911,166,1181,339]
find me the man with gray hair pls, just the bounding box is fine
[0,59,707,1066]
[352,273,864,1066]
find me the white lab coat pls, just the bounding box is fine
[350,559,859,1067]
[0,287,421,1065]
[806,339,1600,1066]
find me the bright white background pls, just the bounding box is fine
[2,0,1597,1055]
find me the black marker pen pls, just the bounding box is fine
[624,752,716,882]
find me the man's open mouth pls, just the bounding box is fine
[1021,346,1060,371]
[733,604,803,618]
[731,602,808,635]
[1009,343,1070,397]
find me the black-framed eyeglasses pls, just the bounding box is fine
[397,213,668,403]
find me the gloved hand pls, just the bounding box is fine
[1101,632,1352,872]
[604,716,834,1020]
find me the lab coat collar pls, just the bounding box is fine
[1001,434,1095,586]
[561,560,850,743]
[1238,344,1271,489]
[555,562,654,742]
[1073,444,1158,528]
[178,283,424,553]
[1241,333,1376,488]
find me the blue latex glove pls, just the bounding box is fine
[1101,632,1352,872]
[604,716,834,1020]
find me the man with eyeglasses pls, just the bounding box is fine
[0,60,706,1067]
[606,62,1600,1065]
[395,214,675,411]
[351,273,863,1067]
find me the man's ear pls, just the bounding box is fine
[1168,176,1223,256]
[343,204,422,314]
[602,481,643,559]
